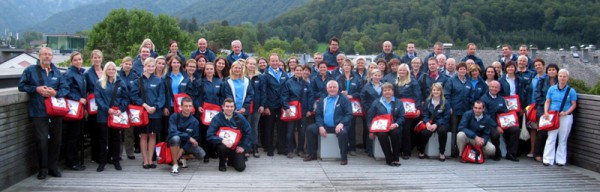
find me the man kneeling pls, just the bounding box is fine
[457,101,496,161]
[168,97,206,176]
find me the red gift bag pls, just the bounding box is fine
[525,103,537,123]
[155,142,172,164]
[202,103,221,126]
[108,107,130,129]
[217,127,242,149]
[349,98,364,116]
[281,100,302,122]
[503,95,521,112]
[44,96,69,116]
[401,98,419,119]
[370,114,392,132]
[173,93,195,114]
[414,120,429,132]
[128,105,149,127]
[248,101,254,114]
[462,143,484,164]
[538,111,560,131]
[64,99,84,121]
[497,111,519,129]
[87,93,98,115]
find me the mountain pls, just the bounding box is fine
[0,0,100,32]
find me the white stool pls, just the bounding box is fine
[318,133,341,160]
[424,132,452,157]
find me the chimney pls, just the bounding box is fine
[582,46,590,63]
[561,55,566,64]
[530,45,537,59]
[443,43,452,58]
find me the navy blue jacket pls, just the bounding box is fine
[471,77,489,103]
[322,48,343,68]
[94,79,129,123]
[375,52,400,63]
[226,51,249,65]
[499,74,526,108]
[18,63,69,117]
[190,48,216,62]
[314,94,353,128]
[515,69,535,106]
[458,110,496,144]
[479,92,509,120]
[168,113,200,151]
[418,73,448,102]
[366,97,405,128]
[64,66,87,101]
[118,70,139,102]
[534,75,557,116]
[400,53,417,67]
[84,67,101,95]
[263,66,289,109]
[207,112,253,150]
[498,54,518,69]
[192,77,223,108]
[382,73,397,84]
[222,77,255,114]
[310,73,334,100]
[163,73,193,108]
[249,74,266,113]
[443,75,474,115]
[422,99,451,126]
[460,55,485,72]
[394,78,423,110]
[131,74,166,119]
[132,57,145,76]
[336,72,363,99]
[281,77,314,113]
[422,53,438,73]
[360,81,383,114]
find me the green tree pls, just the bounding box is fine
[290,37,309,53]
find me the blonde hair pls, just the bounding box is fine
[91,49,103,58]
[155,56,167,77]
[99,62,118,89]
[70,51,82,62]
[121,56,133,65]
[396,64,412,86]
[245,57,261,76]
[428,82,446,110]
[367,62,379,81]
[140,38,155,50]
[229,59,246,79]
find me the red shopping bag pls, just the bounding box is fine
[525,103,537,123]
[128,105,149,127]
[64,99,84,121]
[462,143,484,164]
[44,97,69,116]
[87,93,98,115]
[217,127,242,149]
[201,103,221,126]
[414,120,429,132]
[155,142,172,164]
[538,111,560,131]
[497,111,519,129]
[503,95,521,112]
[108,107,130,129]
[401,98,419,119]
[350,98,364,116]
[281,100,302,122]
[370,114,392,132]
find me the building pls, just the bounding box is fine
[0,53,37,68]
[45,34,86,53]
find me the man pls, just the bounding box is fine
[461,43,485,72]
[443,57,457,78]
[167,97,206,175]
[18,47,69,179]
[189,38,216,62]
[401,42,417,67]
[375,41,400,63]
[423,42,445,73]
[310,52,324,79]
[227,40,249,64]
[207,98,253,172]
[518,44,535,71]
[516,55,535,105]
[382,58,401,83]
[263,53,289,156]
[132,47,151,76]
[479,81,520,161]
[330,54,346,78]
[456,101,497,160]
[499,44,518,69]
[304,80,353,165]
[322,37,344,70]
[418,57,448,100]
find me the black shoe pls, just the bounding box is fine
[203,158,210,163]
[219,165,227,172]
[418,154,429,159]
[557,163,565,167]
[114,162,122,171]
[48,169,61,177]
[402,155,410,160]
[493,155,502,161]
[37,170,47,180]
[134,148,140,153]
[69,165,86,171]
[267,151,274,156]
[149,164,157,169]
[127,156,135,160]
[506,154,520,162]
[143,164,150,169]
[96,164,105,172]
[543,163,550,166]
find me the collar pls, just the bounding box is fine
[557,84,569,91]
[327,94,339,100]
[475,114,483,121]
[488,92,497,99]
[225,114,233,120]
[380,96,396,105]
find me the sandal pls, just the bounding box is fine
[439,154,446,162]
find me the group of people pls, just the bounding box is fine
[19,37,578,179]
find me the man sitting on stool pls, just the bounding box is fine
[479,81,520,161]
[457,101,497,159]
[304,80,353,165]
[167,97,206,176]
[207,98,253,172]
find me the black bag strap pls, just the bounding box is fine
[299,78,306,101]
[474,145,481,162]
[559,87,571,112]
[390,100,396,123]
[166,77,174,99]
[109,81,121,107]
[233,114,242,129]
[35,65,46,86]
[139,77,146,103]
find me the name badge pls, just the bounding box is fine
[499,104,504,106]
[150,84,157,88]
[477,87,482,90]
[405,84,411,88]
[351,83,357,86]
[255,80,260,84]
[336,104,340,107]
[181,83,187,86]
[480,125,485,128]
[281,77,286,80]
[216,85,220,88]
[437,110,443,113]
[186,128,193,133]
[130,80,134,84]
[465,86,471,89]
[51,77,58,81]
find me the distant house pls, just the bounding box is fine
[0,53,38,68]
[45,34,86,53]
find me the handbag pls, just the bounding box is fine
[350,98,364,116]
[415,101,441,132]
[503,95,521,112]
[461,143,484,164]
[129,78,149,127]
[87,93,98,115]
[64,99,84,121]
[538,87,571,131]
[401,98,419,119]
[36,65,69,116]
[281,100,302,122]
[107,82,130,129]
[201,102,221,126]
[496,111,519,129]
[525,103,537,123]
[155,142,172,164]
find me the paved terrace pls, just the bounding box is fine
[5,150,600,192]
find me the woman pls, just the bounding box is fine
[94,62,129,172]
[192,62,224,162]
[417,83,451,161]
[193,55,207,79]
[542,69,577,166]
[383,58,401,83]
[411,57,425,81]
[310,62,333,101]
[465,59,476,71]
[527,58,546,158]
[492,61,504,77]
[161,56,190,142]
[246,57,265,158]
[286,57,300,77]
[302,65,312,83]
[84,49,104,163]
[367,83,405,166]
[141,38,159,58]
[394,64,422,159]
[214,57,230,80]
[166,40,185,62]
[499,61,523,98]
[533,63,559,162]
[222,59,254,117]
[282,65,313,158]
[155,56,167,78]
[360,69,384,157]
[354,57,368,82]
[63,52,87,171]
[443,62,473,157]
[376,58,388,75]
[118,56,139,160]
[337,59,363,155]
[469,65,488,101]
[484,66,499,86]
[258,57,268,73]
[131,58,166,169]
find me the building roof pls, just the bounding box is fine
[0,53,38,68]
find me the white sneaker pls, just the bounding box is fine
[171,164,179,176]
[527,153,533,158]
[180,159,187,168]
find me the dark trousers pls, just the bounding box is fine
[63,120,83,166]
[361,116,373,154]
[32,117,63,171]
[533,130,548,157]
[216,144,246,172]
[306,124,349,160]
[401,118,416,155]
[286,118,305,153]
[87,114,100,162]
[376,128,401,164]
[265,107,283,153]
[197,115,215,159]
[490,126,520,156]
[98,123,121,164]
[418,125,449,154]
[348,117,356,151]
[450,114,463,156]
